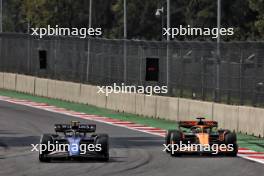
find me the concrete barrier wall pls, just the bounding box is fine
[143,95,157,118]
[238,106,252,135]
[54,81,81,102]
[251,108,264,137]
[178,98,191,121]
[106,92,119,111]
[0,72,4,88]
[212,103,225,129]
[122,93,136,114]
[213,103,239,132]
[3,73,16,90]
[89,86,107,108]
[135,94,145,116]
[16,75,35,94]
[189,100,213,120]
[47,79,57,99]
[156,96,179,121]
[177,98,214,121]
[168,97,179,121]
[156,96,170,120]
[53,80,65,100]
[0,72,263,137]
[79,84,92,104]
[35,78,48,97]
[108,93,124,112]
[238,106,264,137]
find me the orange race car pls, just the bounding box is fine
[165,117,238,156]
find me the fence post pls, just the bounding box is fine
[123,39,127,84]
[239,47,244,105]
[179,47,183,97]
[86,38,91,83]
[201,56,205,100]
[27,35,31,75]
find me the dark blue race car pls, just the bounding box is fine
[39,121,109,162]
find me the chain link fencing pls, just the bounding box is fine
[0,33,264,106]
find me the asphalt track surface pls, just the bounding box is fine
[0,101,263,176]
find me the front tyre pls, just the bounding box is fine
[225,132,238,157]
[170,131,182,157]
[96,134,109,161]
[165,130,177,153]
[39,134,53,162]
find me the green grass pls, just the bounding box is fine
[0,89,263,152]
[237,134,264,152]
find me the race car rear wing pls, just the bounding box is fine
[54,124,96,133]
[178,121,218,128]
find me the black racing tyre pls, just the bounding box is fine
[165,130,177,153]
[170,131,182,157]
[39,134,54,162]
[224,132,237,144]
[96,134,109,161]
[226,143,238,157]
[224,132,238,157]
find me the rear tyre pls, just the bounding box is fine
[224,132,238,157]
[96,134,109,161]
[170,131,182,157]
[39,134,54,162]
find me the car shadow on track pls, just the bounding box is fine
[47,156,127,163]
[0,136,40,148]
[0,130,20,135]
[165,153,238,158]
